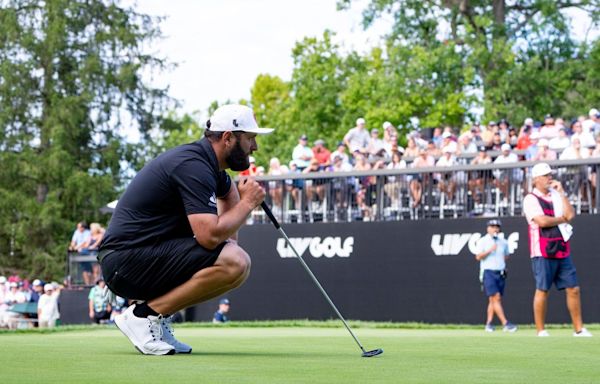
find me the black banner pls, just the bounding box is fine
[219,215,600,324]
[60,215,600,325]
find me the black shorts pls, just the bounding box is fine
[100,237,226,301]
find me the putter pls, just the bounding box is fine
[261,202,383,358]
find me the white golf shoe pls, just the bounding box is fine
[573,328,593,337]
[114,304,175,355]
[161,316,192,353]
[537,330,550,337]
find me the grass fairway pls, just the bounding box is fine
[1,324,598,383]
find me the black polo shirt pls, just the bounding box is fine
[100,138,231,250]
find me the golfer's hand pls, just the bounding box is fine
[238,176,265,209]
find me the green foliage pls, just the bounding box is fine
[0,0,169,279]
[338,0,600,124]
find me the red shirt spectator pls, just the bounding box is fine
[312,139,331,166]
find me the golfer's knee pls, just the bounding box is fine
[219,244,251,285]
[567,286,580,296]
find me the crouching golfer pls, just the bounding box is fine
[98,104,273,355]
[475,219,517,333]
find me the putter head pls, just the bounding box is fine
[362,348,383,357]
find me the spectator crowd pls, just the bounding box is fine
[246,109,600,220]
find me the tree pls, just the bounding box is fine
[0,0,170,279]
[338,0,599,123]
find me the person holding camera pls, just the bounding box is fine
[475,219,517,332]
[522,163,592,337]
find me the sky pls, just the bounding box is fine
[127,0,388,118]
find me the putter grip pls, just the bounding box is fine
[261,201,281,229]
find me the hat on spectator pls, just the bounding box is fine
[383,121,393,129]
[207,104,273,135]
[544,113,553,120]
[43,283,54,292]
[337,141,345,147]
[588,108,598,117]
[501,143,511,152]
[524,117,534,126]
[538,138,549,147]
[9,282,17,288]
[314,139,325,146]
[332,154,343,162]
[0,276,6,284]
[299,134,308,140]
[396,146,405,154]
[488,121,497,126]
[487,219,502,227]
[478,146,486,152]
[499,118,509,125]
[356,117,366,125]
[32,279,42,286]
[442,131,452,139]
[219,298,230,305]
[532,162,554,178]
[371,128,379,134]
[249,156,256,163]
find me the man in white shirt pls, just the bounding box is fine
[493,144,520,199]
[343,118,370,155]
[475,219,517,332]
[291,134,314,170]
[522,163,592,337]
[38,283,60,328]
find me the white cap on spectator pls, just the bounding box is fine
[383,121,392,129]
[249,156,256,163]
[0,276,6,284]
[356,117,366,125]
[524,117,534,126]
[44,283,54,292]
[538,138,549,147]
[207,104,273,135]
[589,108,599,117]
[442,131,452,139]
[501,143,511,152]
[32,279,42,286]
[9,282,17,288]
[532,162,554,178]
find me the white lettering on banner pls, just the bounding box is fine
[277,237,354,258]
[431,232,519,256]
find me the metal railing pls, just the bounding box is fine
[248,158,600,224]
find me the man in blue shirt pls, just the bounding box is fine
[212,298,230,323]
[475,219,517,332]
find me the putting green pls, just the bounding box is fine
[1,325,598,383]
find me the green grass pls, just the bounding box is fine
[1,323,598,383]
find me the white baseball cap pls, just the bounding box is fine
[531,162,554,178]
[524,117,534,126]
[44,283,54,292]
[356,117,366,125]
[442,131,452,138]
[589,108,599,117]
[382,121,393,129]
[0,276,6,284]
[207,104,273,135]
[501,143,511,151]
[32,279,42,286]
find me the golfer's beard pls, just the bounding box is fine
[227,141,250,171]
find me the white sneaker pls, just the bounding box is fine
[161,316,192,353]
[573,328,593,337]
[537,330,550,337]
[114,304,175,355]
[485,324,495,332]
